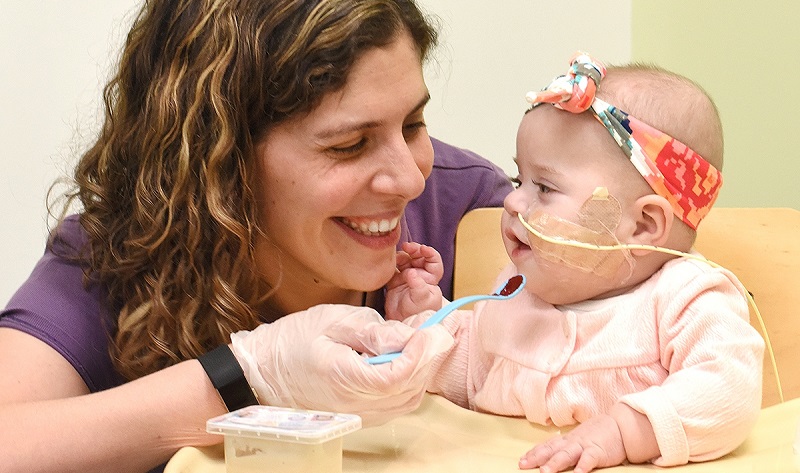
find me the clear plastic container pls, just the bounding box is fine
[794,418,800,463]
[207,405,362,473]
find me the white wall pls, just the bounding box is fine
[419,0,631,175]
[0,1,142,305]
[0,1,630,306]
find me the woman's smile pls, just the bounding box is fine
[334,214,403,250]
[338,215,401,236]
[253,31,432,292]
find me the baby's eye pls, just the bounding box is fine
[510,175,522,188]
[532,180,552,194]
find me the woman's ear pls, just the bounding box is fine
[627,194,673,255]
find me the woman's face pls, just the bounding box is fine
[254,31,433,294]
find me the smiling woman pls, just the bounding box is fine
[255,32,434,314]
[0,1,510,472]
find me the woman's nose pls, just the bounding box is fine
[370,136,432,200]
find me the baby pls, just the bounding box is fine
[385,54,765,473]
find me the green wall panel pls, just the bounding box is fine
[632,1,799,209]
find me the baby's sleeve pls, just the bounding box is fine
[619,268,764,466]
[405,309,473,408]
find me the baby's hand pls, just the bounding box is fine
[518,414,627,473]
[384,242,444,321]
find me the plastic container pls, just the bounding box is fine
[207,405,362,473]
[794,417,800,468]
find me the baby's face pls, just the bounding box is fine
[502,105,641,305]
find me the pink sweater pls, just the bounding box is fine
[424,256,765,466]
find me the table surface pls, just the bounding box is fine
[166,393,800,472]
[169,208,800,471]
[454,207,800,408]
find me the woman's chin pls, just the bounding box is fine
[343,264,397,293]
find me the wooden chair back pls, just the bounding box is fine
[453,207,800,407]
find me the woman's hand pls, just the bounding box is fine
[231,304,453,425]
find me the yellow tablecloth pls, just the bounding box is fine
[166,394,800,472]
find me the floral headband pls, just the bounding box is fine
[525,52,722,230]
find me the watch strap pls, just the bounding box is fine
[198,344,259,411]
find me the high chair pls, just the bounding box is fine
[452,207,800,407]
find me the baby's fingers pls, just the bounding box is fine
[395,250,413,270]
[519,439,582,473]
[573,447,605,473]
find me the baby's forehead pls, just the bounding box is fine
[522,103,598,137]
[520,107,646,185]
[520,106,626,162]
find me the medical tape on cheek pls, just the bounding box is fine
[525,188,634,279]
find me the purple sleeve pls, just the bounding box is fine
[398,137,512,300]
[4,139,510,383]
[0,216,122,392]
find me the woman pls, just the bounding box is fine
[0,1,510,472]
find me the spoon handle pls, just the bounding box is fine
[365,275,525,365]
[366,295,491,365]
[417,295,487,329]
[365,351,402,365]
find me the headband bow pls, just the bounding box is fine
[526,52,722,230]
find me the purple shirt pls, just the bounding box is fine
[1,216,122,391]
[396,137,512,301]
[0,137,511,392]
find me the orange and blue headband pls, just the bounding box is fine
[525,52,722,230]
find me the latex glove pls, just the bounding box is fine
[231,304,454,426]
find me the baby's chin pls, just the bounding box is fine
[521,265,624,306]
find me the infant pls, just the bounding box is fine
[385,53,764,473]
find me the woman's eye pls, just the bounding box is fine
[329,139,366,155]
[402,121,427,139]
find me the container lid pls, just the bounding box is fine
[794,418,800,455]
[207,405,362,445]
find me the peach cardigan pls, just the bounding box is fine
[424,257,765,466]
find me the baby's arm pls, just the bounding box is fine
[518,403,658,473]
[384,242,444,321]
[521,269,763,472]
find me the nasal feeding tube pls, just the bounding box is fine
[523,187,635,281]
[517,206,784,404]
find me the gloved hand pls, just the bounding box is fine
[230,304,454,426]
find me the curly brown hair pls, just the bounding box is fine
[57,0,437,380]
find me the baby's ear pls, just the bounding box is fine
[627,194,673,255]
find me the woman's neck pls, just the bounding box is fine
[259,280,367,322]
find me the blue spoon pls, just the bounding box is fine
[366,274,526,365]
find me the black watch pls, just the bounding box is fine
[198,344,259,411]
